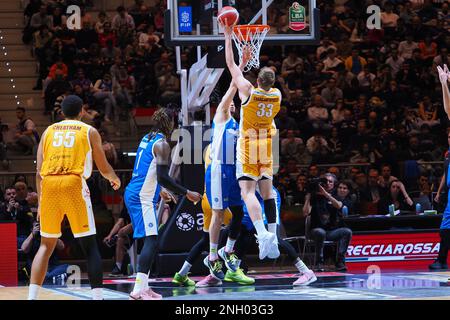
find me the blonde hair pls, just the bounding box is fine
[257,67,275,90]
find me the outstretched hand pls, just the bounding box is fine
[222,20,233,38]
[437,64,450,85]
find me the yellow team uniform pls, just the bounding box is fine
[202,144,232,231]
[237,87,281,180]
[39,120,95,238]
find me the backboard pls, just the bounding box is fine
[165,0,320,47]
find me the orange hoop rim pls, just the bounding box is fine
[232,24,270,41]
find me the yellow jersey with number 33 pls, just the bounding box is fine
[40,120,93,179]
[237,87,281,165]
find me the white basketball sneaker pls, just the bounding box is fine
[267,234,280,259]
[293,270,317,286]
[256,232,277,260]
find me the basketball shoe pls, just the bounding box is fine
[172,272,196,287]
[195,274,222,288]
[293,270,317,286]
[256,232,278,260]
[218,248,239,272]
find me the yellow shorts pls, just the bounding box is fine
[236,160,273,181]
[201,193,232,232]
[39,175,95,238]
[237,138,273,180]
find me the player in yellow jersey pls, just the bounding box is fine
[223,25,280,260]
[28,95,121,300]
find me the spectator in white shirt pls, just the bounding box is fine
[306,132,330,157]
[282,50,303,77]
[308,95,329,122]
[357,66,376,89]
[322,48,343,72]
[112,6,135,31]
[281,130,304,161]
[385,48,405,77]
[321,78,343,108]
[316,38,337,60]
[307,95,332,131]
[398,34,419,60]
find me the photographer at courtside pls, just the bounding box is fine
[303,173,352,272]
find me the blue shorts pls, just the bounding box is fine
[124,188,159,239]
[205,162,243,210]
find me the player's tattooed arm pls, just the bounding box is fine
[154,140,202,203]
[437,65,450,119]
[223,26,253,102]
[90,128,121,190]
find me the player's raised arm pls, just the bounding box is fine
[438,65,450,119]
[153,139,202,204]
[89,128,121,190]
[224,25,252,102]
[216,47,251,117]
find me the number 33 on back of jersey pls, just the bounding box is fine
[256,103,274,117]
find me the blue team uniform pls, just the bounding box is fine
[242,187,281,231]
[124,133,164,238]
[205,117,243,210]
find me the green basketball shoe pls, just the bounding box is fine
[224,268,255,285]
[172,272,196,287]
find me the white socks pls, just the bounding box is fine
[179,261,192,276]
[92,288,103,300]
[116,262,122,270]
[225,238,236,253]
[209,242,218,260]
[268,223,277,235]
[28,284,40,300]
[132,272,148,294]
[294,258,310,273]
[254,220,268,236]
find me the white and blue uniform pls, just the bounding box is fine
[205,117,243,210]
[242,187,281,231]
[124,133,164,238]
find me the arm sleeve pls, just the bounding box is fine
[156,164,188,196]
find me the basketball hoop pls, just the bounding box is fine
[232,24,270,72]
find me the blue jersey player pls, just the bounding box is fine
[124,108,201,300]
[203,52,252,282]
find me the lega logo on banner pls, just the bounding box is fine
[176,212,204,232]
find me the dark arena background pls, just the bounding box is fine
[0,0,449,306]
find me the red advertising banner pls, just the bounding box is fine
[346,232,446,272]
[0,223,18,286]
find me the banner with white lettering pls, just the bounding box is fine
[346,232,443,271]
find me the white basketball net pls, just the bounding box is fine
[231,25,270,72]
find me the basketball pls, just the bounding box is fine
[217,6,239,27]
